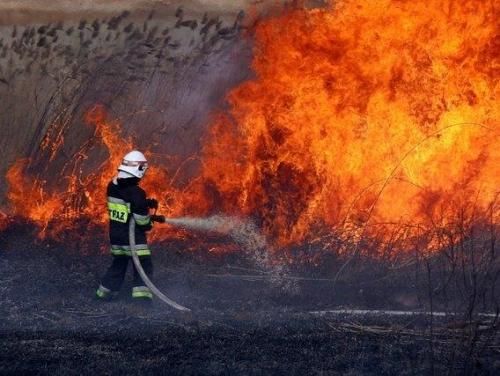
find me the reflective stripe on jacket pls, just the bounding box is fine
[110,245,151,256]
[107,177,152,248]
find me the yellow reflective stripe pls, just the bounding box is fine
[132,291,153,299]
[132,286,153,299]
[132,292,153,299]
[111,244,148,250]
[133,213,151,226]
[135,248,151,256]
[110,247,151,256]
[107,201,130,223]
[111,248,128,256]
[135,218,151,225]
[132,286,150,293]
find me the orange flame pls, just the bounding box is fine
[3,1,499,256]
[7,105,179,239]
[6,159,65,238]
[200,0,499,248]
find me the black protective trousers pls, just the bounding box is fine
[101,255,153,291]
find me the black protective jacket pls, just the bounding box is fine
[107,177,152,249]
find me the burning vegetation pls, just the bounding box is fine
[3,0,498,259]
[0,2,498,374]
[200,0,499,252]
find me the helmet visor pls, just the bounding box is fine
[122,159,149,172]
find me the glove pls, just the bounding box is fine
[146,198,159,210]
[151,214,166,223]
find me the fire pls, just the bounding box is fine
[6,159,65,237]
[3,0,499,255]
[5,105,188,240]
[0,208,9,232]
[200,0,499,248]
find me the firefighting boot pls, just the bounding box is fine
[131,286,153,308]
[131,286,153,299]
[95,285,117,301]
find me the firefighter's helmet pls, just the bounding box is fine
[117,150,148,179]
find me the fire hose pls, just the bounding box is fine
[128,217,191,312]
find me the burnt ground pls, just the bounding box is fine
[0,224,499,375]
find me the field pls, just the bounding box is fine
[1,223,499,374]
[0,1,498,374]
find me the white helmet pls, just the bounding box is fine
[117,150,148,179]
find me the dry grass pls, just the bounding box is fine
[0,5,251,200]
[0,2,497,373]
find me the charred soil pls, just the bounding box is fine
[0,227,498,375]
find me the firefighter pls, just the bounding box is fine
[96,150,165,301]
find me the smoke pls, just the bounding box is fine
[165,215,296,291]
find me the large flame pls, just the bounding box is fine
[200,0,499,248]
[4,0,499,254]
